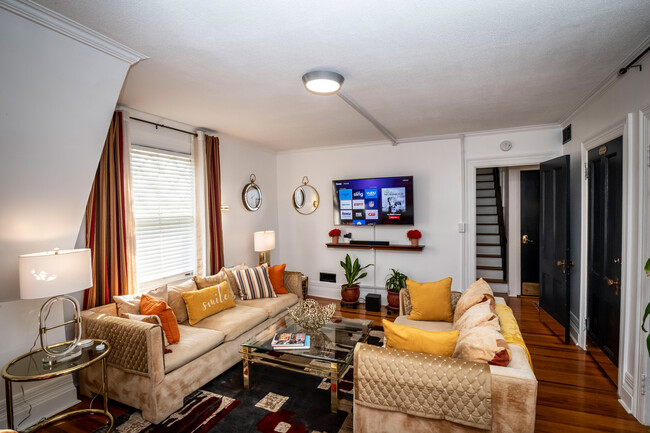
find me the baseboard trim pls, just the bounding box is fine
[0,375,78,429]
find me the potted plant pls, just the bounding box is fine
[385,268,408,309]
[407,229,422,246]
[340,254,373,303]
[641,258,650,355]
[329,228,341,244]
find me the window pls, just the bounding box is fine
[131,145,196,290]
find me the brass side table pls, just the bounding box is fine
[2,339,113,432]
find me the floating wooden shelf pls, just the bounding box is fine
[326,243,424,251]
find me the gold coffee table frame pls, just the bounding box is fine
[2,339,113,433]
[241,316,372,414]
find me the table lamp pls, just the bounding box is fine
[19,248,93,366]
[254,230,275,266]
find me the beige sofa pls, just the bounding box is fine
[79,271,304,423]
[353,290,537,433]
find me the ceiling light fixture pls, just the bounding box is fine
[302,69,399,146]
[302,70,344,95]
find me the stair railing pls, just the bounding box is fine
[492,168,507,281]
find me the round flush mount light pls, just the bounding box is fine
[301,70,344,95]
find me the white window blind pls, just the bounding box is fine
[131,145,196,289]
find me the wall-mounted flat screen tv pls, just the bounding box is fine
[332,176,414,225]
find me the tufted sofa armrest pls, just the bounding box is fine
[354,343,492,428]
[81,310,165,383]
[284,271,304,300]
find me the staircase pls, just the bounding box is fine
[476,168,508,293]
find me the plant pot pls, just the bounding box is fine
[410,238,419,247]
[387,290,400,309]
[341,284,360,303]
[331,236,339,244]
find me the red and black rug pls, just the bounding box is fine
[95,325,383,433]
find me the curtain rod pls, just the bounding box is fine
[130,116,198,137]
[618,45,650,75]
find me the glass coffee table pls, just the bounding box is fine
[241,315,373,413]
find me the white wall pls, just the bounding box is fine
[0,3,139,428]
[219,134,279,267]
[561,54,650,422]
[276,139,463,303]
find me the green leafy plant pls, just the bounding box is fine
[339,254,373,290]
[641,258,650,356]
[385,268,408,293]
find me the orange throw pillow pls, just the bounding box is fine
[140,294,180,344]
[259,263,288,294]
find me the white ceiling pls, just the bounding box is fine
[34,0,650,150]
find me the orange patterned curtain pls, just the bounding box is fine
[205,135,225,274]
[84,111,135,308]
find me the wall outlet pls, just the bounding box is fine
[458,222,466,233]
[320,272,336,283]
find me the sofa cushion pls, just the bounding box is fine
[113,285,167,316]
[223,263,248,299]
[236,293,298,317]
[394,315,454,332]
[235,264,277,300]
[182,281,236,325]
[454,278,495,323]
[453,299,500,333]
[167,279,197,323]
[454,326,511,367]
[164,325,225,373]
[406,277,453,322]
[191,304,268,341]
[267,264,288,294]
[383,319,459,357]
[140,294,180,345]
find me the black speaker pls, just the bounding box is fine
[365,294,381,312]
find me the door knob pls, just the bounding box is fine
[522,234,534,244]
[607,278,620,295]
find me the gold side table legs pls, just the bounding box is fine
[5,378,14,429]
[330,362,339,413]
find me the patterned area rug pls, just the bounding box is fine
[95,325,383,433]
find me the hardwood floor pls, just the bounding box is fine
[35,295,647,432]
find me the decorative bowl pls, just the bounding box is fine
[287,300,336,331]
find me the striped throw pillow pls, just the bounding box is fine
[234,265,277,300]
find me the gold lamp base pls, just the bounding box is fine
[258,251,270,266]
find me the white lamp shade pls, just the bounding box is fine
[254,231,276,252]
[19,249,93,299]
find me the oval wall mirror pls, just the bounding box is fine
[293,176,319,215]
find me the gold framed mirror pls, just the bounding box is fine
[293,176,319,215]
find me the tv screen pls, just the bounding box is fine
[332,176,414,225]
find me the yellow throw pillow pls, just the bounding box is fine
[182,281,236,325]
[406,277,453,322]
[383,319,459,357]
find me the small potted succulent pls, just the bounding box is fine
[329,228,341,244]
[340,254,373,303]
[407,229,422,246]
[385,268,408,310]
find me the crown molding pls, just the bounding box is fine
[560,34,650,126]
[0,0,148,65]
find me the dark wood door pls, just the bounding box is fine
[520,170,540,295]
[539,155,571,343]
[587,137,623,366]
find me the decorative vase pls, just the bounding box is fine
[387,291,400,309]
[410,238,419,247]
[331,236,339,244]
[341,284,360,303]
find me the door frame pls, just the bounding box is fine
[465,152,560,296]
[578,114,642,415]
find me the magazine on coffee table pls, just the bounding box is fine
[271,332,310,349]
